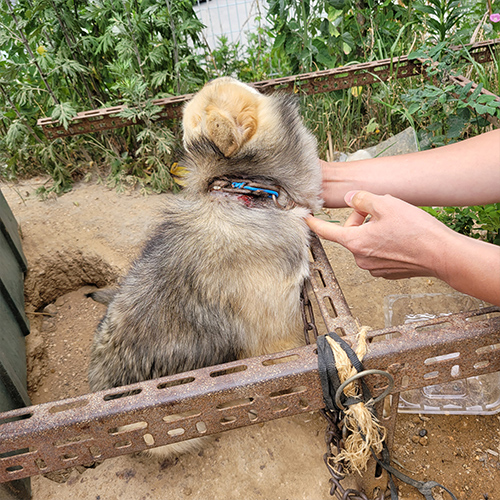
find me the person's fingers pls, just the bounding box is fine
[344,209,368,228]
[343,190,376,227]
[306,216,349,246]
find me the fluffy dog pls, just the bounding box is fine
[88,77,322,456]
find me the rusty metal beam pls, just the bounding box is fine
[0,344,324,482]
[37,95,192,140]
[37,39,500,140]
[1,235,499,487]
[449,73,500,127]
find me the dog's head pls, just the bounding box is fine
[181,77,322,212]
[183,77,261,158]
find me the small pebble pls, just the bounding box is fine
[43,304,57,316]
[419,436,429,446]
[419,429,427,437]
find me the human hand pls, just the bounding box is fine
[307,190,454,280]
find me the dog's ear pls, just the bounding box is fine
[205,101,257,157]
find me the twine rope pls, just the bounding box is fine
[325,326,386,473]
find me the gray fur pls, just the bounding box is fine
[88,78,321,456]
[85,288,117,305]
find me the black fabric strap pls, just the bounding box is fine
[317,331,371,411]
[317,334,340,411]
[373,446,457,500]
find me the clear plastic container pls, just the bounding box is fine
[384,293,500,415]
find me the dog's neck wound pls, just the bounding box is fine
[208,178,297,210]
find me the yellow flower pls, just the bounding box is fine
[36,45,47,56]
[351,86,362,97]
[170,162,188,187]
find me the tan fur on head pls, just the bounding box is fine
[181,77,322,211]
[183,78,259,157]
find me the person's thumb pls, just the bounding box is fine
[344,190,377,216]
[306,216,349,246]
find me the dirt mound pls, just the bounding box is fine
[25,250,116,310]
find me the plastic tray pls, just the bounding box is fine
[384,293,500,415]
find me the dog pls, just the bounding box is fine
[87,77,322,457]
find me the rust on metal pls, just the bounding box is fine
[0,344,324,483]
[1,235,499,490]
[37,39,500,139]
[309,234,359,336]
[8,36,500,498]
[449,73,500,127]
[37,94,192,140]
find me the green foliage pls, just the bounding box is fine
[203,17,288,82]
[115,80,177,192]
[424,205,500,245]
[413,0,465,43]
[206,36,246,79]
[266,0,417,73]
[400,33,500,243]
[50,102,78,130]
[0,0,499,250]
[5,120,30,150]
[402,43,500,148]
[0,0,206,192]
[267,0,499,245]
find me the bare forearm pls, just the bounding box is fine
[322,129,500,208]
[434,231,500,306]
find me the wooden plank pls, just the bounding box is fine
[0,192,31,499]
[0,190,29,336]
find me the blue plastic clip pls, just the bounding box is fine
[231,182,279,198]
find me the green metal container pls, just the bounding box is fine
[0,189,31,500]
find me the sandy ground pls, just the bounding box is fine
[2,178,499,500]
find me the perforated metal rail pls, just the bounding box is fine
[37,39,500,139]
[1,235,499,496]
